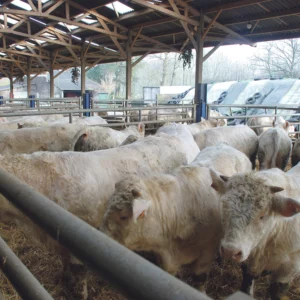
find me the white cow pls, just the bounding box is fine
[72,124,145,151]
[19,116,107,128]
[191,143,252,176]
[156,123,200,164]
[258,128,292,170]
[292,138,300,167]
[101,143,251,290]
[210,166,300,299]
[193,125,258,168]
[0,124,85,155]
[186,117,225,136]
[247,116,290,136]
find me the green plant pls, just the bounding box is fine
[71,67,80,85]
[16,74,24,84]
[179,48,193,69]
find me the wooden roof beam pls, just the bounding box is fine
[130,17,175,30]
[203,15,254,45]
[202,10,222,40]
[168,0,197,49]
[130,0,199,27]
[244,24,300,36]
[175,0,254,46]
[203,0,271,14]
[0,8,128,39]
[221,7,300,26]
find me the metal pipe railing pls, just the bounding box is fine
[0,234,53,300]
[0,105,194,117]
[0,168,210,300]
[208,104,300,110]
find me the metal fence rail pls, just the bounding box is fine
[0,97,195,129]
[207,104,300,139]
[0,235,53,300]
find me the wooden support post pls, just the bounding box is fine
[49,55,54,98]
[194,12,204,104]
[81,41,86,97]
[126,31,132,100]
[9,64,13,99]
[27,58,31,98]
[125,31,132,123]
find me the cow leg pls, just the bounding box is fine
[269,263,296,300]
[189,273,209,293]
[63,255,89,300]
[156,250,180,275]
[250,152,257,170]
[191,248,215,292]
[240,264,256,297]
[269,282,289,300]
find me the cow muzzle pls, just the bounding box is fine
[220,246,243,262]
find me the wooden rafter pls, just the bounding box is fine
[202,10,222,41]
[0,8,128,39]
[203,0,270,14]
[168,0,197,49]
[221,7,300,26]
[131,0,199,26]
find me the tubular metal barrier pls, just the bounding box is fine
[0,235,53,300]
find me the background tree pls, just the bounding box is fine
[251,39,300,78]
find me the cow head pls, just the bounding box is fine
[100,175,156,251]
[210,169,300,263]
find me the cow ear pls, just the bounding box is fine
[269,186,284,194]
[133,199,151,223]
[285,121,290,129]
[138,123,145,134]
[17,123,23,129]
[273,196,300,217]
[210,169,229,194]
[217,119,224,127]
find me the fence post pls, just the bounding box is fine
[69,113,73,124]
[207,104,211,119]
[196,83,207,122]
[29,95,35,108]
[83,93,90,117]
[275,106,278,121]
[0,96,3,106]
[139,109,142,122]
[91,97,94,116]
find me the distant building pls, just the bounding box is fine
[0,69,108,99]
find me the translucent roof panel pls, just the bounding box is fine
[12,0,32,11]
[58,22,79,31]
[0,15,18,24]
[105,1,134,14]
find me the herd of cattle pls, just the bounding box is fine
[0,111,300,300]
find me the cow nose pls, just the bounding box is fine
[220,246,243,262]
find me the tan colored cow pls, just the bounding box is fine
[210,166,300,299]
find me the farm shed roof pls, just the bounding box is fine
[0,0,300,77]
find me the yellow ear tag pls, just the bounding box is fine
[138,211,145,220]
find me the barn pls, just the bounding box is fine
[0,1,300,300]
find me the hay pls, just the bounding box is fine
[0,221,300,299]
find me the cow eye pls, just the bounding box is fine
[260,215,265,220]
[120,216,128,221]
